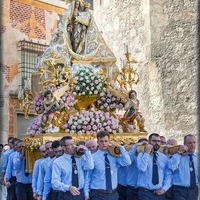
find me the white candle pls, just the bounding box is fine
[126,45,129,53]
[44,72,48,80]
[108,67,112,77]
[18,87,24,99]
[27,79,31,89]
[124,43,127,53]
[123,60,126,67]
[24,80,28,89]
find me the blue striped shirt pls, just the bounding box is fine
[43,157,56,200]
[85,146,131,197]
[126,144,138,187]
[52,151,93,192]
[13,153,32,184]
[169,153,199,186]
[1,149,14,173]
[137,151,171,191]
[37,157,52,196]
[32,158,44,193]
[5,151,18,179]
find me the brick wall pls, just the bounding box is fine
[3,65,10,82]
[10,1,46,39]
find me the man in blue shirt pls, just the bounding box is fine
[0,137,14,185]
[137,133,171,200]
[14,140,33,200]
[5,138,20,200]
[43,140,63,200]
[51,136,94,200]
[85,131,131,200]
[126,138,148,200]
[117,165,127,200]
[32,144,46,199]
[169,134,199,200]
[0,144,10,200]
[37,141,55,200]
[165,138,177,200]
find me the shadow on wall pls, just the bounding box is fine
[0,2,3,143]
[197,1,200,157]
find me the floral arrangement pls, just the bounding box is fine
[33,87,76,113]
[62,109,123,134]
[97,91,124,112]
[27,114,43,135]
[72,67,106,96]
[59,92,77,110]
[32,95,44,114]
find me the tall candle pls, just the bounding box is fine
[123,60,126,67]
[126,45,129,53]
[124,43,127,53]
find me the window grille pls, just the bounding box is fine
[18,39,48,88]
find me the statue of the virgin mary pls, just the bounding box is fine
[38,0,116,68]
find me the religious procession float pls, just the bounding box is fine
[19,0,147,172]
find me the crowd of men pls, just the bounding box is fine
[0,131,199,200]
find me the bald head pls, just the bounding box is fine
[85,139,98,153]
[39,144,47,158]
[166,138,177,146]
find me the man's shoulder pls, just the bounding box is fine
[52,155,65,164]
[92,150,102,158]
[35,158,44,165]
[157,151,168,160]
[40,157,51,166]
[3,149,13,156]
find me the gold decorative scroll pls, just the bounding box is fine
[53,84,70,101]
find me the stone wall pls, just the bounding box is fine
[150,0,197,143]
[94,0,151,66]
[93,0,198,143]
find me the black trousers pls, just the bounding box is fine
[47,188,59,200]
[58,189,84,200]
[15,182,33,200]
[138,188,165,200]
[126,185,138,200]
[7,176,17,200]
[172,185,199,200]
[117,184,127,200]
[165,187,173,200]
[89,189,119,200]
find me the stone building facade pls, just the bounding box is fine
[93,0,198,143]
[0,0,198,144]
[1,0,66,143]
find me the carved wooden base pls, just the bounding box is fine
[23,132,148,172]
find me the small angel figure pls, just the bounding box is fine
[123,90,146,132]
[42,90,60,132]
